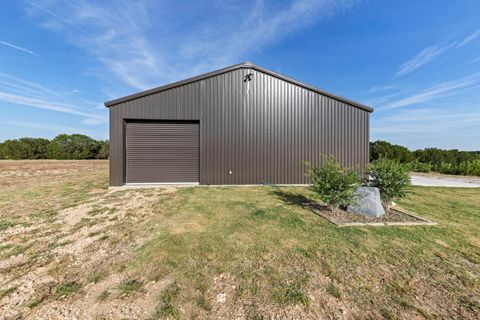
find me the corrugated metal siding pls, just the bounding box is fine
[125,122,199,183]
[109,68,370,186]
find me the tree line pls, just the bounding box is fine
[0,134,108,160]
[370,140,480,176]
[1,135,479,176]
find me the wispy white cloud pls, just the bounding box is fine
[26,0,360,92]
[81,117,106,125]
[456,29,480,48]
[380,71,480,110]
[6,121,86,134]
[396,44,451,77]
[0,71,77,102]
[0,71,106,124]
[0,40,37,56]
[395,29,480,77]
[178,0,359,73]
[3,120,105,139]
[0,91,106,121]
[25,0,74,26]
[25,0,164,90]
[371,106,480,150]
[373,108,480,134]
[367,84,396,93]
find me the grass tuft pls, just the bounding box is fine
[251,209,266,218]
[246,308,265,320]
[0,220,15,231]
[326,282,341,299]
[291,246,315,259]
[0,286,17,299]
[29,209,57,221]
[275,274,310,306]
[88,230,103,237]
[154,282,181,319]
[196,294,211,311]
[47,240,71,250]
[55,281,82,298]
[28,296,46,309]
[380,308,398,320]
[87,271,108,284]
[97,290,110,302]
[1,243,33,259]
[119,279,143,295]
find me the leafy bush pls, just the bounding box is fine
[410,161,433,173]
[437,162,454,175]
[307,158,360,212]
[369,158,411,209]
[46,134,100,160]
[370,140,414,163]
[96,140,109,159]
[414,148,480,167]
[0,135,109,160]
[369,140,480,176]
[458,160,480,176]
[434,160,480,176]
[0,138,49,159]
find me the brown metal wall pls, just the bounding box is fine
[109,68,370,186]
[125,121,199,183]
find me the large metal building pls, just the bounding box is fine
[105,62,373,186]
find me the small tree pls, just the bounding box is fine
[0,138,49,159]
[95,140,109,159]
[47,134,100,159]
[369,158,411,210]
[307,158,360,212]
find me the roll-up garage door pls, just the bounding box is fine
[125,121,199,183]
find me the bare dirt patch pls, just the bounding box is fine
[0,160,179,319]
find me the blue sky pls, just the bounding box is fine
[1,0,479,150]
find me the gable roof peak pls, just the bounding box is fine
[105,61,373,112]
[241,61,254,66]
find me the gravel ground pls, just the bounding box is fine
[309,204,424,224]
[411,173,480,188]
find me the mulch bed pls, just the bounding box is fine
[303,203,436,227]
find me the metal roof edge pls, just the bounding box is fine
[104,62,373,113]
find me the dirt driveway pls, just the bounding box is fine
[0,160,178,319]
[411,172,480,187]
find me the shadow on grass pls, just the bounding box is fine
[270,187,312,206]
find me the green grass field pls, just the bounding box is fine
[133,185,480,319]
[0,160,479,319]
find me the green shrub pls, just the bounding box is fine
[437,162,454,174]
[47,134,100,159]
[414,148,480,168]
[96,140,109,159]
[307,158,360,212]
[410,161,433,173]
[0,137,49,159]
[0,135,109,160]
[458,160,480,176]
[369,140,480,177]
[370,140,414,163]
[369,158,411,209]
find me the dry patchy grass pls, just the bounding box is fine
[0,160,479,319]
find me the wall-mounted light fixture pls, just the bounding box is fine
[244,73,253,82]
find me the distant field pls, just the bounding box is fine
[0,160,479,319]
